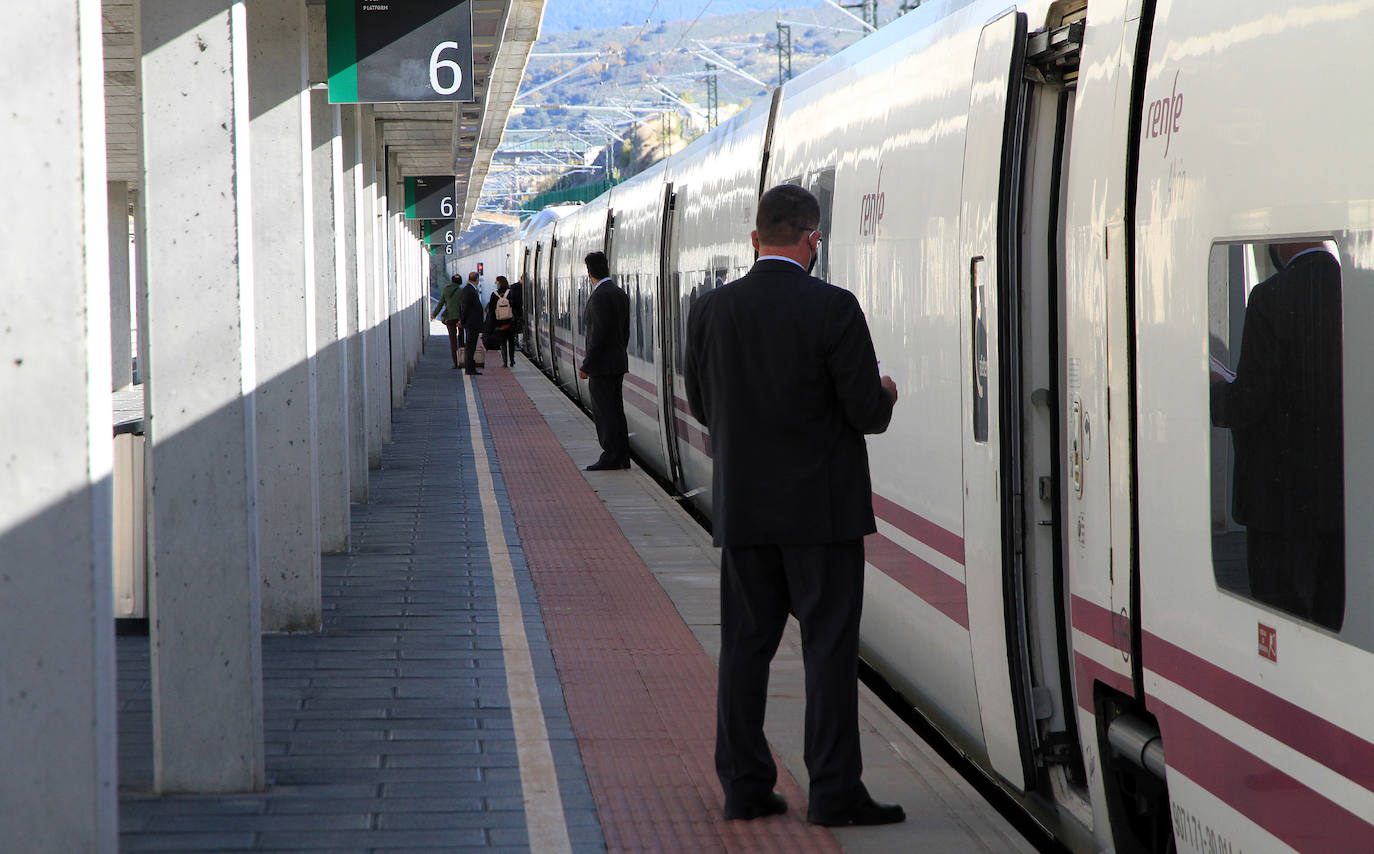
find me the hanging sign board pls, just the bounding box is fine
[404,176,458,220]
[327,0,475,103]
[422,220,459,246]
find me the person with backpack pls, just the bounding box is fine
[485,275,518,367]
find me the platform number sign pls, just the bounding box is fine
[422,220,458,253]
[326,0,474,104]
[405,177,458,222]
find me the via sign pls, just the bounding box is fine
[422,220,458,247]
[327,0,475,104]
[405,177,458,221]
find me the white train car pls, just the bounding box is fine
[509,1,1374,850]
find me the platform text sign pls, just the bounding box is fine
[327,0,474,103]
[405,176,458,220]
[422,220,458,247]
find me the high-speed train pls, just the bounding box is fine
[458,1,1374,850]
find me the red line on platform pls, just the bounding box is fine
[477,371,841,853]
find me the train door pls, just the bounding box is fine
[957,7,1032,790]
[1015,11,1089,808]
[657,184,686,491]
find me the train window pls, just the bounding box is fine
[807,168,836,281]
[1207,239,1344,632]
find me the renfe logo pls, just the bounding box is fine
[1144,70,1184,157]
[1258,623,1277,662]
[860,167,885,238]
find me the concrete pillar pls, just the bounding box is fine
[0,1,117,849]
[307,4,349,552]
[248,0,321,632]
[341,105,368,501]
[141,0,265,792]
[360,108,386,464]
[388,153,406,409]
[109,182,134,390]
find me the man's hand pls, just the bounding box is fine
[881,376,898,404]
[578,369,589,380]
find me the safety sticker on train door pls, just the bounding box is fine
[1258,623,1277,663]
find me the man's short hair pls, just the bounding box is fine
[451,273,462,284]
[756,184,820,246]
[467,271,479,283]
[585,251,610,280]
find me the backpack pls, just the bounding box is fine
[494,291,513,321]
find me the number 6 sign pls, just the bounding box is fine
[327,0,475,103]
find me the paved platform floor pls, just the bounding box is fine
[115,329,1038,853]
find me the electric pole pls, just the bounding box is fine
[705,63,719,129]
[776,22,792,86]
[839,0,879,30]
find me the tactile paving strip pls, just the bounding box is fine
[477,372,842,853]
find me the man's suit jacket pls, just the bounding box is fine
[1212,250,1343,535]
[684,259,895,547]
[457,283,484,332]
[581,278,630,376]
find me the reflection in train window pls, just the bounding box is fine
[808,168,836,281]
[1207,239,1344,631]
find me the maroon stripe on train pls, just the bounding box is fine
[1143,630,1374,797]
[674,417,713,457]
[1070,594,1132,656]
[1154,700,1374,850]
[624,373,656,394]
[1073,651,1133,710]
[623,384,659,421]
[870,494,964,565]
[864,533,969,629]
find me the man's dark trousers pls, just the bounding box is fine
[715,539,864,810]
[588,373,630,465]
[462,327,480,374]
[444,319,461,367]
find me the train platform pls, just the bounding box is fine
[115,326,1038,854]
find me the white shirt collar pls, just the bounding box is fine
[757,255,805,270]
[595,276,612,287]
[1288,246,1337,266]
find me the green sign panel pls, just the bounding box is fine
[404,176,458,220]
[423,220,458,246]
[327,0,475,104]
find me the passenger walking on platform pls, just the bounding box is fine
[578,251,631,470]
[509,274,526,351]
[432,273,465,370]
[485,276,518,367]
[684,184,904,827]
[457,271,485,376]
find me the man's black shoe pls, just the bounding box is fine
[465,371,482,376]
[723,791,787,821]
[584,460,621,471]
[807,794,905,827]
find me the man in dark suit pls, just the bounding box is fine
[684,184,903,826]
[578,250,631,471]
[1211,241,1344,630]
[457,270,485,376]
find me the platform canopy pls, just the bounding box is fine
[101,0,543,232]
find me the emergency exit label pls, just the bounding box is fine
[327,0,474,103]
[405,177,457,220]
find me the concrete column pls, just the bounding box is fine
[360,108,386,464]
[133,188,150,386]
[109,182,134,390]
[0,1,117,849]
[141,0,264,792]
[388,153,406,409]
[307,4,349,552]
[248,0,321,632]
[341,105,368,500]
